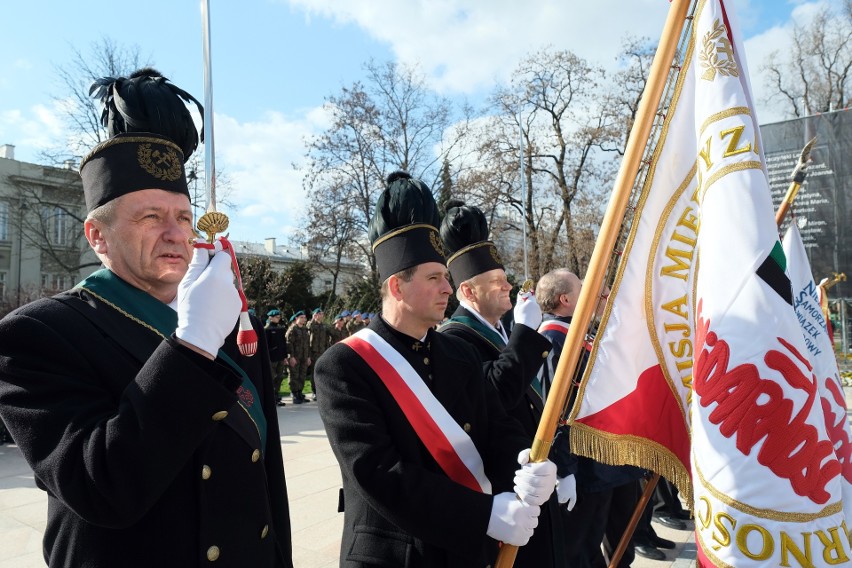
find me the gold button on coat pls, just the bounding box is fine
[261,525,269,539]
[211,411,228,421]
[423,357,430,365]
[541,351,549,358]
[206,546,220,561]
[251,449,261,462]
[463,423,472,433]
[201,465,212,480]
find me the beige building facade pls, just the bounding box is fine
[0,145,99,314]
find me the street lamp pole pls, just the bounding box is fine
[519,111,529,281]
[15,202,27,306]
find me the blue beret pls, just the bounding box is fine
[267,309,281,317]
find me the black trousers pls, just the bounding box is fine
[562,480,637,568]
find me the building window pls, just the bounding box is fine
[40,273,68,292]
[0,202,8,241]
[0,271,6,298]
[41,205,71,246]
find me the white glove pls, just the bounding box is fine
[486,492,540,546]
[514,448,557,506]
[556,474,577,510]
[175,247,241,358]
[513,291,542,329]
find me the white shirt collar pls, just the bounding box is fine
[460,300,509,343]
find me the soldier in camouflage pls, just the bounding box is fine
[306,308,331,402]
[329,314,348,344]
[285,311,311,404]
[345,310,366,335]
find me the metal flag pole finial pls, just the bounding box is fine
[198,0,229,243]
[196,0,257,357]
[775,136,817,228]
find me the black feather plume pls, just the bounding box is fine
[368,171,440,243]
[439,201,490,255]
[90,68,204,162]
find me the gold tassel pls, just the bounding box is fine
[570,424,693,510]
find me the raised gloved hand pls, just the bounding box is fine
[486,492,540,546]
[514,448,557,506]
[513,290,542,329]
[556,474,578,510]
[175,247,241,358]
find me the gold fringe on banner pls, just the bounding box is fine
[571,423,693,508]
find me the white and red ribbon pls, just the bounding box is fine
[343,329,492,494]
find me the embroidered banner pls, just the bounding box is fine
[568,2,699,498]
[343,329,492,494]
[782,223,852,524]
[570,0,852,565]
[689,1,850,565]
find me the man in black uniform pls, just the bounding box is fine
[536,268,647,567]
[265,309,289,406]
[0,69,293,568]
[437,200,567,567]
[314,172,556,568]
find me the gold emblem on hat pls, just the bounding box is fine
[490,244,503,265]
[429,230,445,257]
[137,143,183,182]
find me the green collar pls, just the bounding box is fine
[76,269,267,452]
[440,314,507,351]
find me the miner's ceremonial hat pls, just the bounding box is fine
[81,68,204,212]
[440,200,504,284]
[368,171,445,282]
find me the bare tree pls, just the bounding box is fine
[299,60,472,284]
[13,181,97,273]
[468,48,623,277]
[44,37,151,164]
[762,1,852,117]
[610,36,657,151]
[295,176,362,297]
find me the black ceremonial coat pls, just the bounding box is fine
[0,287,293,568]
[314,317,529,568]
[440,305,566,568]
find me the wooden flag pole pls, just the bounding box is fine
[608,473,660,568]
[775,137,817,228]
[493,0,692,565]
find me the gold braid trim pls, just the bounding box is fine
[694,458,843,522]
[79,287,166,339]
[370,223,439,250]
[570,423,693,509]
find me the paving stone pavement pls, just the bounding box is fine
[4,386,852,567]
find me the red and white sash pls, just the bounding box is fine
[342,329,492,494]
[538,319,593,351]
[538,320,570,335]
